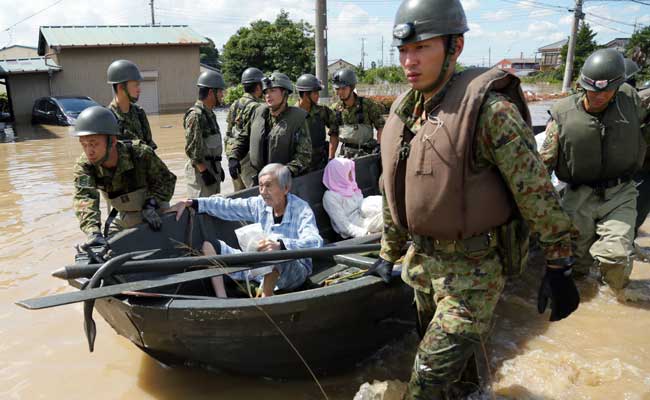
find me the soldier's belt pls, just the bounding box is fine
[341,141,377,150]
[205,156,223,162]
[579,176,631,190]
[413,230,498,255]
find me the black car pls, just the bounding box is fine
[31,96,100,126]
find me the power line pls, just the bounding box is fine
[2,0,66,32]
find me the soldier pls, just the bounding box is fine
[106,59,157,149]
[184,70,227,198]
[329,68,385,159]
[228,72,312,182]
[73,106,176,246]
[295,73,338,171]
[624,58,639,89]
[628,59,650,235]
[226,67,265,190]
[540,48,650,299]
[364,0,580,398]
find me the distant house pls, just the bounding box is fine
[2,25,209,123]
[0,45,38,60]
[328,59,355,77]
[495,57,540,74]
[604,38,629,53]
[538,38,568,71]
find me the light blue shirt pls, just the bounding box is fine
[197,193,324,275]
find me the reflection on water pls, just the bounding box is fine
[2,110,650,400]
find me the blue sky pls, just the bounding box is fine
[1,0,648,68]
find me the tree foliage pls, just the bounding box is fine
[200,37,221,69]
[359,66,407,84]
[221,10,315,85]
[626,25,650,81]
[560,22,599,80]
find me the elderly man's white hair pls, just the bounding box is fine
[258,163,292,190]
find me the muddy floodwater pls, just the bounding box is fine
[2,107,650,400]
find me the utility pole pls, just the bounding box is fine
[389,47,395,66]
[562,0,584,93]
[488,47,491,67]
[361,38,366,70]
[381,36,384,67]
[149,0,155,26]
[315,0,328,97]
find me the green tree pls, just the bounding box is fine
[200,37,221,69]
[359,66,407,84]
[221,10,314,85]
[560,22,599,80]
[626,25,650,81]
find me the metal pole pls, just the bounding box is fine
[562,0,583,93]
[315,0,328,97]
[149,0,155,26]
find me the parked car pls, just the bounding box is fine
[31,96,100,126]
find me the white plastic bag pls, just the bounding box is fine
[234,223,267,253]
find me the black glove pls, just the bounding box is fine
[364,258,395,284]
[84,232,107,249]
[142,198,162,231]
[537,265,580,321]
[200,169,218,186]
[228,158,241,179]
[219,167,225,182]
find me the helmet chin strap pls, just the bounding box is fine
[121,83,138,104]
[422,35,457,95]
[93,135,113,167]
[342,87,354,102]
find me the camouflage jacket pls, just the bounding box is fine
[184,100,222,165]
[108,99,157,150]
[380,87,574,289]
[329,95,385,136]
[230,104,312,177]
[225,93,263,140]
[306,103,339,136]
[73,141,176,235]
[540,89,650,173]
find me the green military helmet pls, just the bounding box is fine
[295,73,323,92]
[624,58,640,79]
[578,49,626,92]
[197,70,226,89]
[262,72,293,93]
[106,59,143,84]
[241,67,264,84]
[391,0,469,47]
[74,106,119,137]
[332,68,357,89]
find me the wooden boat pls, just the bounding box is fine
[67,154,416,378]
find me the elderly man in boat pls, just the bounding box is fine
[169,163,324,297]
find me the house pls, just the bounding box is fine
[2,25,208,123]
[604,38,629,53]
[538,38,568,71]
[495,57,540,74]
[0,45,38,60]
[328,59,355,77]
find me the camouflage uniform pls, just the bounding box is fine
[634,88,650,233]
[184,100,223,197]
[330,95,385,158]
[108,99,157,150]
[230,106,312,178]
[540,88,650,289]
[226,93,263,190]
[73,141,176,235]
[305,103,338,171]
[381,88,573,399]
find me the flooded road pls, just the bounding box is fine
[1,108,650,400]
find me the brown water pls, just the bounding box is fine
[2,111,650,400]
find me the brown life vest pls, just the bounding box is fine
[382,67,531,240]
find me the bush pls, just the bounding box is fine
[224,84,244,106]
[367,95,397,113]
[360,66,406,84]
[0,92,8,113]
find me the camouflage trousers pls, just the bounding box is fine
[562,181,636,290]
[225,138,254,191]
[403,244,505,400]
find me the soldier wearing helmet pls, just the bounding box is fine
[369,0,579,397]
[541,48,650,301]
[296,73,338,171]
[229,72,312,182]
[329,68,385,159]
[183,70,227,197]
[73,106,176,247]
[624,58,640,88]
[106,59,157,150]
[226,67,265,190]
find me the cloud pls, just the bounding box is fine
[529,9,556,19]
[482,10,513,22]
[461,0,480,12]
[559,14,574,26]
[465,22,484,37]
